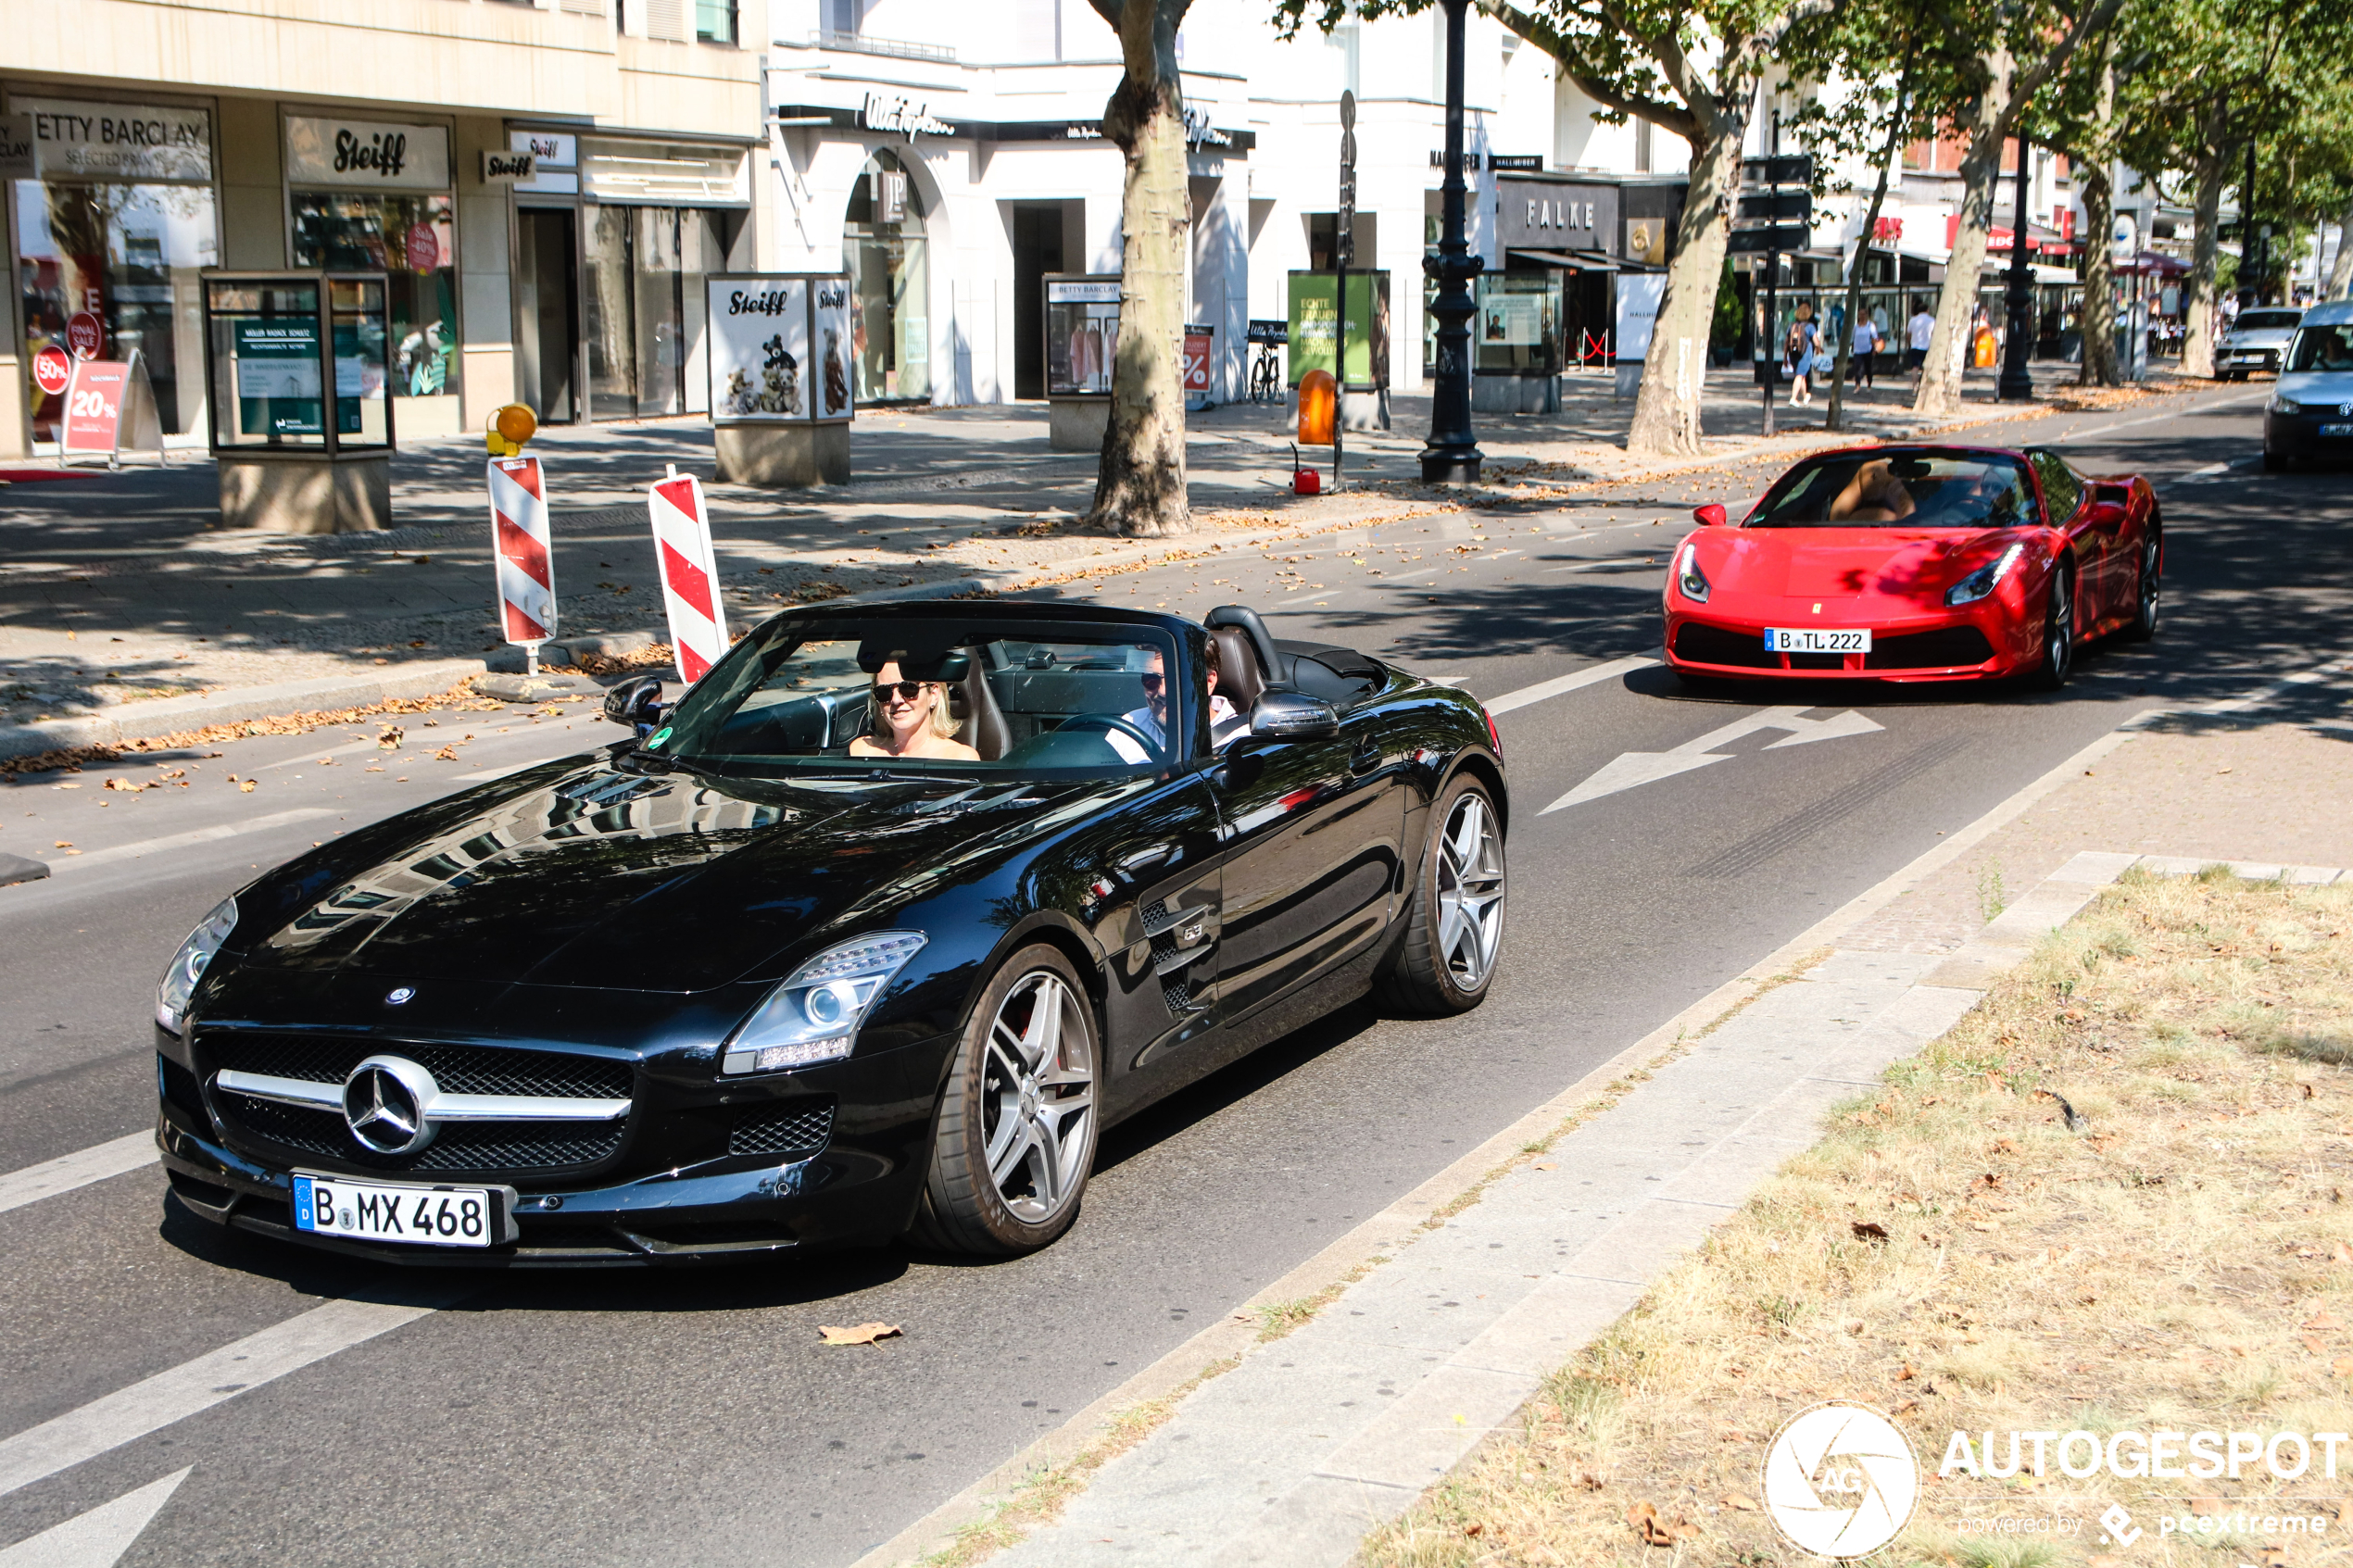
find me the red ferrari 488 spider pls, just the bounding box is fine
[1662,445,2160,689]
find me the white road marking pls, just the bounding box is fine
[0,1135,158,1218]
[0,1469,189,1567]
[2055,390,2264,445]
[1540,705,1885,814]
[0,1297,451,1500]
[1485,655,1659,715]
[47,809,338,872]
[1544,556,1660,574]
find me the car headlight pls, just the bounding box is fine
[157,896,238,1035]
[722,932,927,1074]
[2271,395,2302,415]
[1945,542,2026,607]
[1675,544,1711,603]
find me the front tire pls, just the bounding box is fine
[1377,777,1506,1016]
[2028,566,2076,691]
[2120,528,2160,642]
[912,946,1099,1256]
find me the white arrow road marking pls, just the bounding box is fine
[0,1469,189,1568]
[0,1296,456,1500]
[1540,706,1886,814]
[0,1135,157,1218]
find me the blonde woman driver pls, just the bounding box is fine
[849,661,981,761]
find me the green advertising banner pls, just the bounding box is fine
[1287,270,1390,388]
[233,319,359,437]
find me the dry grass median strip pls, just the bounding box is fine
[1364,867,2353,1568]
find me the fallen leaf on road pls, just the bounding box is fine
[434,746,459,761]
[1532,1160,1557,1171]
[818,1322,902,1347]
[238,780,257,792]
[52,840,70,848]
[1722,1494,1758,1512]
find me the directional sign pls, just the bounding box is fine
[1742,153,1814,186]
[1728,225,1812,255]
[1736,189,1812,222]
[1539,706,1884,814]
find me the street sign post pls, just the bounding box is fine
[1736,147,1815,436]
[1335,90,1355,488]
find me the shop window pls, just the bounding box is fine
[843,149,930,403]
[290,192,459,423]
[15,180,219,443]
[1475,271,1564,373]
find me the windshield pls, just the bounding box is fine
[2236,310,2303,332]
[1746,452,2037,531]
[2287,325,2353,374]
[648,616,1186,779]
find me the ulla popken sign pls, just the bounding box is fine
[285,117,451,191]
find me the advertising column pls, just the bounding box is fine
[284,114,460,437]
[705,274,853,486]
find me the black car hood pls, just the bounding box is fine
[239,760,1101,991]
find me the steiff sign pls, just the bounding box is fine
[481,149,537,184]
[706,276,855,426]
[285,117,452,191]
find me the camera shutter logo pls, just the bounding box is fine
[1761,1401,1919,1558]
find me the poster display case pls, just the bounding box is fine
[1287,270,1391,431]
[1043,273,1121,450]
[704,272,855,485]
[201,270,395,532]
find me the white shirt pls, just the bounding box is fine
[1854,320,1879,353]
[1109,695,1241,764]
[1907,312,1935,350]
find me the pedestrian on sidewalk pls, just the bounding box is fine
[1787,301,1820,408]
[1851,309,1883,388]
[1906,304,1935,382]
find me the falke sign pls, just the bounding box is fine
[285,117,452,191]
[1497,177,1621,255]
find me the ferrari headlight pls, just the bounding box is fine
[723,932,926,1074]
[1945,543,2026,607]
[2271,394,2302,415]
[1675,544,1711,603]
[157,896,238,1035]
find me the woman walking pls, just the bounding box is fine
[1787,302,1820,407]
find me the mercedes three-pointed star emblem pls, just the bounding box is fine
[342,1055,440,1154]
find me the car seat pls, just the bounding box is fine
[948,648,1013,760]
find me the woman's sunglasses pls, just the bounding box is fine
[873,681,929,701]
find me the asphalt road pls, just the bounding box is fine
[2,384,2346,1566]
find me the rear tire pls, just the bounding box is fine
[1377,776,1506,1017]
[2028,567,2076,692]
[911,946,1099,1257]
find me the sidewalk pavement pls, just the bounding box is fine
[855,662,2352,1568]
[0,362,2162,763]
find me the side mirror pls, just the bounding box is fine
[1694,503,1730,527]
[603,674,667,735]
[1249,688,1340,744]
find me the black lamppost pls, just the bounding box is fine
[1420,0,1484,483]
[1997,130,2036,401]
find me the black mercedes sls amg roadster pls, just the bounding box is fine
[155,602,1508,1264]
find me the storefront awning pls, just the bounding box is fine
[1507,248,1619,273]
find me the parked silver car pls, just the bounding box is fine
[2219,307,2304,378]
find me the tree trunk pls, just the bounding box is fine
[1827,54,1913,433]
[2180,117,2229,381]
[2329,193,2353,299]
[1914,64,2015,418]
[2077,161,2119,385]
[1628,116,1743,458]
[1088,0,1193,537]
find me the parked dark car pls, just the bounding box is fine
[155,603,1509,1264]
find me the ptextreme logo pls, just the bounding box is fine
[1763,1401,1920,1558]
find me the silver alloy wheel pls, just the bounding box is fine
[2045,574,2073,678]
[1433,791,1505,987]
[980,972,1094,1225]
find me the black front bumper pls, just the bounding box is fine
[2265,409,2353,460]
[156,1030,951,1266]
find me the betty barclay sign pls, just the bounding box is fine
[705,276,855,425]
[13,97,212,182]
[284,117,452,191]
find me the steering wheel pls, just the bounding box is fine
[1055,713,1165,759]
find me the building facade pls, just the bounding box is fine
[3,0,772,457]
